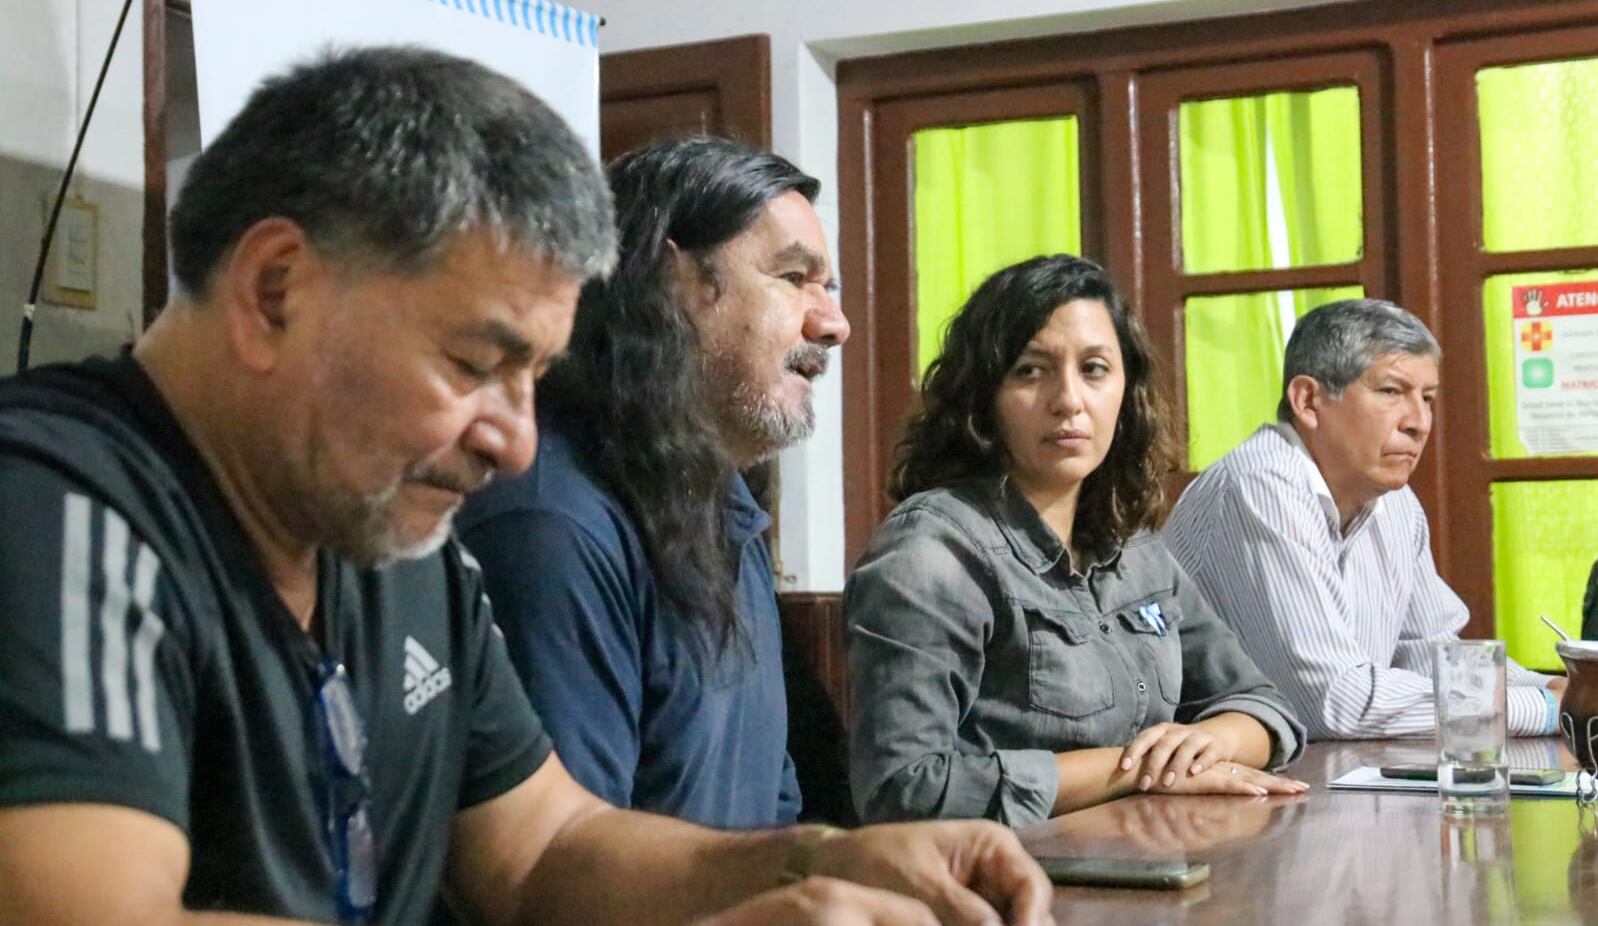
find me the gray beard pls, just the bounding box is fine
[710,343,827,463]
[726,380,815,464]
[294,432,486,568]
[312,479,456,568]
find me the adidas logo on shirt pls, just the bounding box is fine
[402,636,452,715]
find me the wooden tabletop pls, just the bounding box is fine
[1016,739,1598,925]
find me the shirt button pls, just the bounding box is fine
[1136,681,1148,693]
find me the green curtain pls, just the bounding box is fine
[1185,286,1363,471]
[1479,58,1598,253]
[1478,58,1598,666]
[1180,98,1272,275]
[1180,97,1273,471]
[912,118,1081,373]
[1179,89,1362,275]
[1268,90,1365,315]
[1493,481,1598,670]
[1179,88,1363,470]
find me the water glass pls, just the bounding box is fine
[1435,640,1509,816]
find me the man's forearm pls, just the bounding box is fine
[0,805,326,926]
[517,806,819,926]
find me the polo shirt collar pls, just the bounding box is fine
[724,472,771,545]
[1269,422,1382,539]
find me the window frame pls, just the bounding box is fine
[841,80,1100,554]
[838,0,1598,639]
[1434,24,1598,637]
[1138,49,1392,465]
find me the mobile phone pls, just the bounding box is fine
[1513,767,1566,785]
[1034,856,1211,890]
[1378,763,1565,786]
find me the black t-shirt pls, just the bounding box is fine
[0,355,552,924]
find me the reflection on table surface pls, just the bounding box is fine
[1016,739,1598,925]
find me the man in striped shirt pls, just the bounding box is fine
[1165,299,1565,740]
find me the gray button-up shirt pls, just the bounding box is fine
[845,479,1305,827]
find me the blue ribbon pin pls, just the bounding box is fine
[1138,603,1168,637]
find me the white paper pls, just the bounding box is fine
[192,0,600,155]
[1327,765,1577,798]
[1511,282,1598,455]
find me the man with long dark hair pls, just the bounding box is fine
[458,136,846,829]
[0,50,1053,926]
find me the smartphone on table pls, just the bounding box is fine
[1378,763,1564,786]
[1035,855,1211,890]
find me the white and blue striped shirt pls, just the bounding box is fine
[1164,423,1556,740]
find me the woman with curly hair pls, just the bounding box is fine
[845,255,1308,826]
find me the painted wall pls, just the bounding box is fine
[0,0,1343,590]
[0,0,147,375]
[582,0,1341,591]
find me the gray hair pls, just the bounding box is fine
[1276,298,1440,422]
[170,45,617,298]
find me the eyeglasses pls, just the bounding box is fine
[315,661,377,925]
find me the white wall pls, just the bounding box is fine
[0,0,1346,590]
[0,0,147,374]
[583,0,1341,591]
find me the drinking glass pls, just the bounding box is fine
[1435,640,1509,816]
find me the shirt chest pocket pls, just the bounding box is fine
[1021,606,1115,719]
[1114,598,1184,705]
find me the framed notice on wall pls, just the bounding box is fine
[1511,281,1598,455]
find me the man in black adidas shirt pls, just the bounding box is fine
[0,47,1052,926]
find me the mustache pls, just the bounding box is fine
[405,462,494,495]
[784,344,830,379]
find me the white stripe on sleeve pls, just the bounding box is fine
[99,508,134,741]
[60,494,95,732]
[130,542,165,753]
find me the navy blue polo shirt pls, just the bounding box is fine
[456,417,799,828]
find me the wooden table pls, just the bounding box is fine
[1017,739,1598,924]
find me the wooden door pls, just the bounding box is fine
[600,34,770,160]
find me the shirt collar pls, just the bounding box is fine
[548,409,771,546]
[982,477,1122,577]
[1268,422,1382,538]
[724,472,771,544]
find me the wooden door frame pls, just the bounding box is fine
[143,0,173,326]
[845,81,1101,551]
[1434,24,1598,637]
[1135,48,1394,465]
[601,34,771,150]
[837,0,1598,607]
